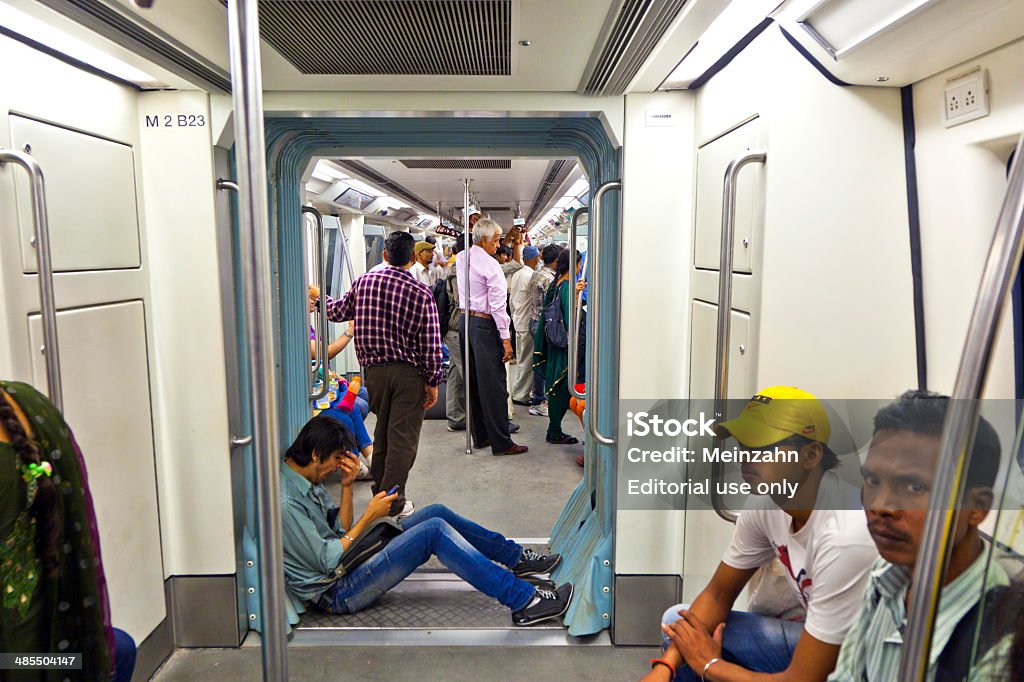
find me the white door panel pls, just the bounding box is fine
[28,301,165,642]
[694,118,763,274]
[10,114,141,273]
[683,301,751,601]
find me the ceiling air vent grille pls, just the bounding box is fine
[258,0,512,76]
[400,159,512,170]
[579,0,688,96]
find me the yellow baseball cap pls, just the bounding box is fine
[717,386,831,448]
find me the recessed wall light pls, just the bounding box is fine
[518,40,532,46]
[876,75,890,82]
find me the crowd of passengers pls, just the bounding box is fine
[5,212,1024,679]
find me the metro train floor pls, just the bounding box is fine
[337,403,587,538]
[152,642,660,681]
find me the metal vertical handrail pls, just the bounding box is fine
[302,207,329,400]
[225,1,288,679]
[0,149,62,412]
[711,150,766,524]
[568,207,588,399]
[588,181,621,446]
[216,178,254,451]
[899,136,1024,681]
[462,179,473,454]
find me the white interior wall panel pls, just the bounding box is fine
[614,92,695,575]
[696,26,917,399]
[28,303,164,642]
[912,36,1024,400]
[682,301,751,601]
[694,118,764,274]
[0,34,166,645]
[9,115,141,273]
[137,90,234,576]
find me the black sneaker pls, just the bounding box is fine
[512,583,573,626]
[519,575,557,590]
[513,548,561,577]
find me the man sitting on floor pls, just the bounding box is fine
[281,415,573,626]
[645,387,878,682]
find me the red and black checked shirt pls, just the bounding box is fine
[324,266,443,386]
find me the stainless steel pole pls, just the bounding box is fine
[898,136,1024,681]
[302,207,329,400]
[568,208,587,399]
[587,182,620,446]
[225,1,288,679]
[0,149,62,412]
[711,150,765,524]
[462,179,473,454]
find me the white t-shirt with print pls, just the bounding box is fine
[721,470,878,645]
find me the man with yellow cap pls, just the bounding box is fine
[642,387,877,682]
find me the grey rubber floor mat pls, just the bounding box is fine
[296,577,563,630]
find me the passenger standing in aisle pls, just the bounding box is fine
[320,231,442,518]
[526,244,562,416]
[455,219,528,456]
[410,241,437,288]
[509,245,541,407]
[532,249,581,445]
[444,239,467,432]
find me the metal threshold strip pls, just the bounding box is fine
[290,571,600,647]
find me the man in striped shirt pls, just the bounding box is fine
[319,231,442,518]
[828,390,1009,681]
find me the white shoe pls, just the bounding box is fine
[529,403,549,417]
[356,462,372,480]
[395,500,416,520]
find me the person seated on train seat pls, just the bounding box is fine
[645,386,878,682]
[319,402,373,481]
[827,390,1009,681]
[281,415,574,626]
[0,381,137,681]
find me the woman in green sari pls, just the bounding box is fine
[533,249,583,445]
[0,381,134,680]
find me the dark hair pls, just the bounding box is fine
[384,232,415,267]
[541,244,562,266]
[771,434,839,471]
[285,415,357,466]
[0,389,62,578]
[873,389,1001,490]
[496,245,512,259]
[555,249,581,278]
[452,238,465,255]
[424,235,437,245]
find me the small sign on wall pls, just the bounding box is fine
[645,111,677,127]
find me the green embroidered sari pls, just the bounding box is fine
[0,381,114,680]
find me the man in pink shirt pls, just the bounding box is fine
[455,219,528,456]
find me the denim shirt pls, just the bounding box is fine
[280,462,345,612]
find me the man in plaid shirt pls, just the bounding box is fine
[317,231,442,518]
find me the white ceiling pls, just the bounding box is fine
[109,0,621,92]
[351,157,562,216]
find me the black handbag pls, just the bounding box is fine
[335,516,404,578]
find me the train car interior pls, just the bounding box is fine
[2,0,1024,680]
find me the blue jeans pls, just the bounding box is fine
[112,627,136,681]
[661,604,803,681]
[320,504,535,613]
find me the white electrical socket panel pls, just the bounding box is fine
[943,66,989,128]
